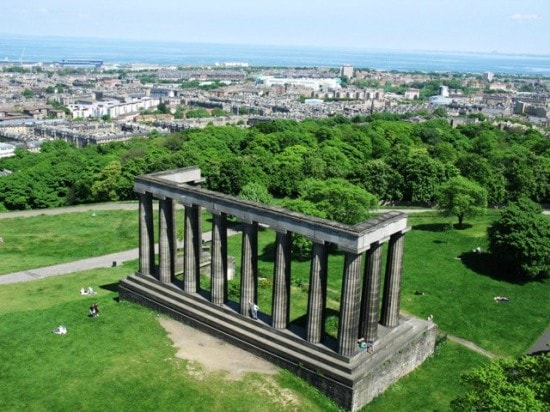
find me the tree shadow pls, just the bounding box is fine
[259,241,276,262]
[454,223,473,230]
[459,251,528,285]
[258,240,312,263]
[413,223,452,232]
[414,222,473,232]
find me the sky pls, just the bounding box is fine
[0,0,548,55]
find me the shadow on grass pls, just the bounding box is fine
[459,251,527,285]
[413,223,473,232]
[258,240,312,263]
[100,282,120,293]
[100,282,122,301]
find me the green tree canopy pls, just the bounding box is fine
[281,198,326,259]
[451,353,550,412]
[298,178,378,225]
[436,176,488,228]
[487,198,550,280]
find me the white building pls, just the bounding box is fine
[340,65,354,78]
[404,88,420,100]
[483,72,494,82]
[258,76,341,91]
[0,143,16,158]
[68,97,160,119]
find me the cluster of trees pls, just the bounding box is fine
[173,107,229,119]
[1,116,548,273]
[451,353,550,411]
[1,116,547,213]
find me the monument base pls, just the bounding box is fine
[119,274,437,411]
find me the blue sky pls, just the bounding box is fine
[0,0,548,55]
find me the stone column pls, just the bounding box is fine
[360,241,382,342]
[306,242,328,344]
[184,204,202,293]
[158,198,175,283]
[240,221,258,316]
[381,232,405,328]
[272,231,292,329]
[210,212,227,305]
[338,252,363,357]
[138,192,155,277]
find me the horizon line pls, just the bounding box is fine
[1,32,550,58]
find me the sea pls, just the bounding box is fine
[1,34,549,76]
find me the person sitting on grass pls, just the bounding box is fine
[89,303,100,317]
[80,287,96,296]
[52,325,67,335]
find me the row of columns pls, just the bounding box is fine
[137,192,406,357]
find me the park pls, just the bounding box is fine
[0,196,548,410]
[0,117,549,410]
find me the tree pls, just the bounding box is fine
[394,152,457,204]
[456,154,506,206]
[451,354,550,412]
[269,145,310,197]
[186,108,210,118]
[238,182,272,204]
[157,101,169,114]
[211,108,229,117]
[281,198,326,259]
[207,156,266,196]
[91,160,124,201]
[298,178,378,225]
[436,176,488,228]
[487,198,550,280]
[352,159,403,203]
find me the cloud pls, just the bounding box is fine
[510,13,541,22]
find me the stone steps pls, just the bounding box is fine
[119,274,356,384]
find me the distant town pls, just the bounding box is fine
[0,59,548,157]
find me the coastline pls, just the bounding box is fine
[1,34,549,75]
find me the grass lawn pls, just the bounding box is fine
[0,208,213,275]
[0,265,338,412]
[222,212,550,357]
[1,207,548,411]
[402,212,550,356]
[364,339,489,411]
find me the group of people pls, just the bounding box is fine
[357,338,374,352]
[52,289,101,335]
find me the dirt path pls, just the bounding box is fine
[159,317,278,379]
[447,335,498,359]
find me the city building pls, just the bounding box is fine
[340,65,354,78]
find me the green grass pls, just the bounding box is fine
[0,265,339,412]
[0,209,213,275]
[402,212,550,356]
[364,339,489,411]
[0,210,138,274]
[222,213,550,357]
[2,208,549,411]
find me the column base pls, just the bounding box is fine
[119,274,437,411]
